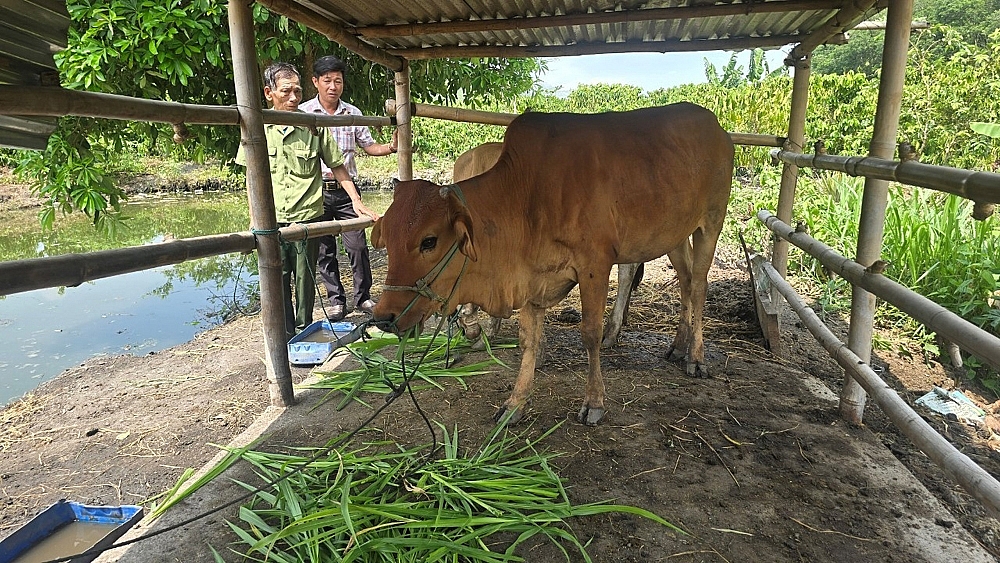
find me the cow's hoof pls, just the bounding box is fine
[494,405,524,425]
[462,324,482,342]
[686,362,710,378]
[577,405,606,426]
[471,338,487,352]
[667,345,686,363]
[600,331,618,349]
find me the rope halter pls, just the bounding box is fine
[380,183,471,329]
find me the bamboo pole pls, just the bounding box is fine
[755,255,1000,520]
[758,210,1000,371]
[229,0,294,408]
[386,100,785,147]
[0,85,390,127]
[394,61,413,181]
[789,0,880,61]
[391,34,806,60]
[769,148,1000,206]
[357,0,842,39]
[772,53,811,282]
[729,133,785,148]
[844,0,914,424]
[257,0,404,72]
[0,219,372,298]
[385,100,517,127]
[0,233,253,296]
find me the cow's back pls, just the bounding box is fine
[454,142,503,182]
[485,103,734,264]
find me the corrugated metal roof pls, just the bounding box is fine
[0,0,70,150]
[274,0,885,60]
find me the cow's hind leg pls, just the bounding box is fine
[578,268,613,425]
[601,262,643,348]
[686,223,724,378]
[665,242,695,371]
[495,303,545,425]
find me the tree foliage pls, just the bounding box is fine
[704,49,786,88]
[16,0,541,229]
[812,0,1000,76]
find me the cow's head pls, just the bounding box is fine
[371,179,477,334]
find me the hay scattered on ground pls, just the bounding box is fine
[0,394,49,452]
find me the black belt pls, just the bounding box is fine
[323,179,341,190]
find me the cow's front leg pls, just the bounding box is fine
[495,303,545,425]
[578,270,612,425]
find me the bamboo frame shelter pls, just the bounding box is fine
[7,0,1000,522]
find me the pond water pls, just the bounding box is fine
[0,189,394,406]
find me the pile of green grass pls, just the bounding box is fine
[222,423,679,562]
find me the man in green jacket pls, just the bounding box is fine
[237,62,379,338]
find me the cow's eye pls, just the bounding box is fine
[420,236,437,252]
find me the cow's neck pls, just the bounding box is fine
[453,165,535,318]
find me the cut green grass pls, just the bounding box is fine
[222,422,682,562]
[303,329,515,410]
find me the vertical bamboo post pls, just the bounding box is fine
[228,0,295,407]
[771,53,811,281]
[393,60,413,181]
[761,53,811,353]
[841,0,914,423]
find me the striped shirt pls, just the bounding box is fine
[299,96,375,177]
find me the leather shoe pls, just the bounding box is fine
[358,299,377,315]
[329,304,346,321]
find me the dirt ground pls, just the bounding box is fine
[3,240,1000,561]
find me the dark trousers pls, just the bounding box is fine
[318,187,373,308]
[278,227,320,337]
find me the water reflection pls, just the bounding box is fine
[0,258,257,405]
[0,190,394,406]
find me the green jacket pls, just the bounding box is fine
[236,123,345,223]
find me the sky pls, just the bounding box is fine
[537,48,789,94]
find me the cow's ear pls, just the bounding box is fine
[371,218,385,249]
[453,210,477,262]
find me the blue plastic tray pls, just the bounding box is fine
[287,320,357,365]
[0,499,143,563]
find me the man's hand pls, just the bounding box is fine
[353,200,380,221]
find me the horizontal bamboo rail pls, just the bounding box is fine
[0,217,373,297]
[386,100,785,147]
[755,254,1000,520]
[730,133,785,148]
[758,210,1000,371]
[0,86,391,128]
[385,100,517,126]
[769,148,1000,206]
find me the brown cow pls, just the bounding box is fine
[372,103,734,425]
[452,142,644,349]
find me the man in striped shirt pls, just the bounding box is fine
[300,55,397,321]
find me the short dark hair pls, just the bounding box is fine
[313,55,347,79]
[263,62,300,89]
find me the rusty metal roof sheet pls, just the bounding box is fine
[0,0,69,150]
[266,0,885,62]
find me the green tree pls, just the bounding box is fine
[16,0,541,230]
[704,48,785,88]
[812,0,1000,76]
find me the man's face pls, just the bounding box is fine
[312,71,345,107]
[264,75,302,112]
